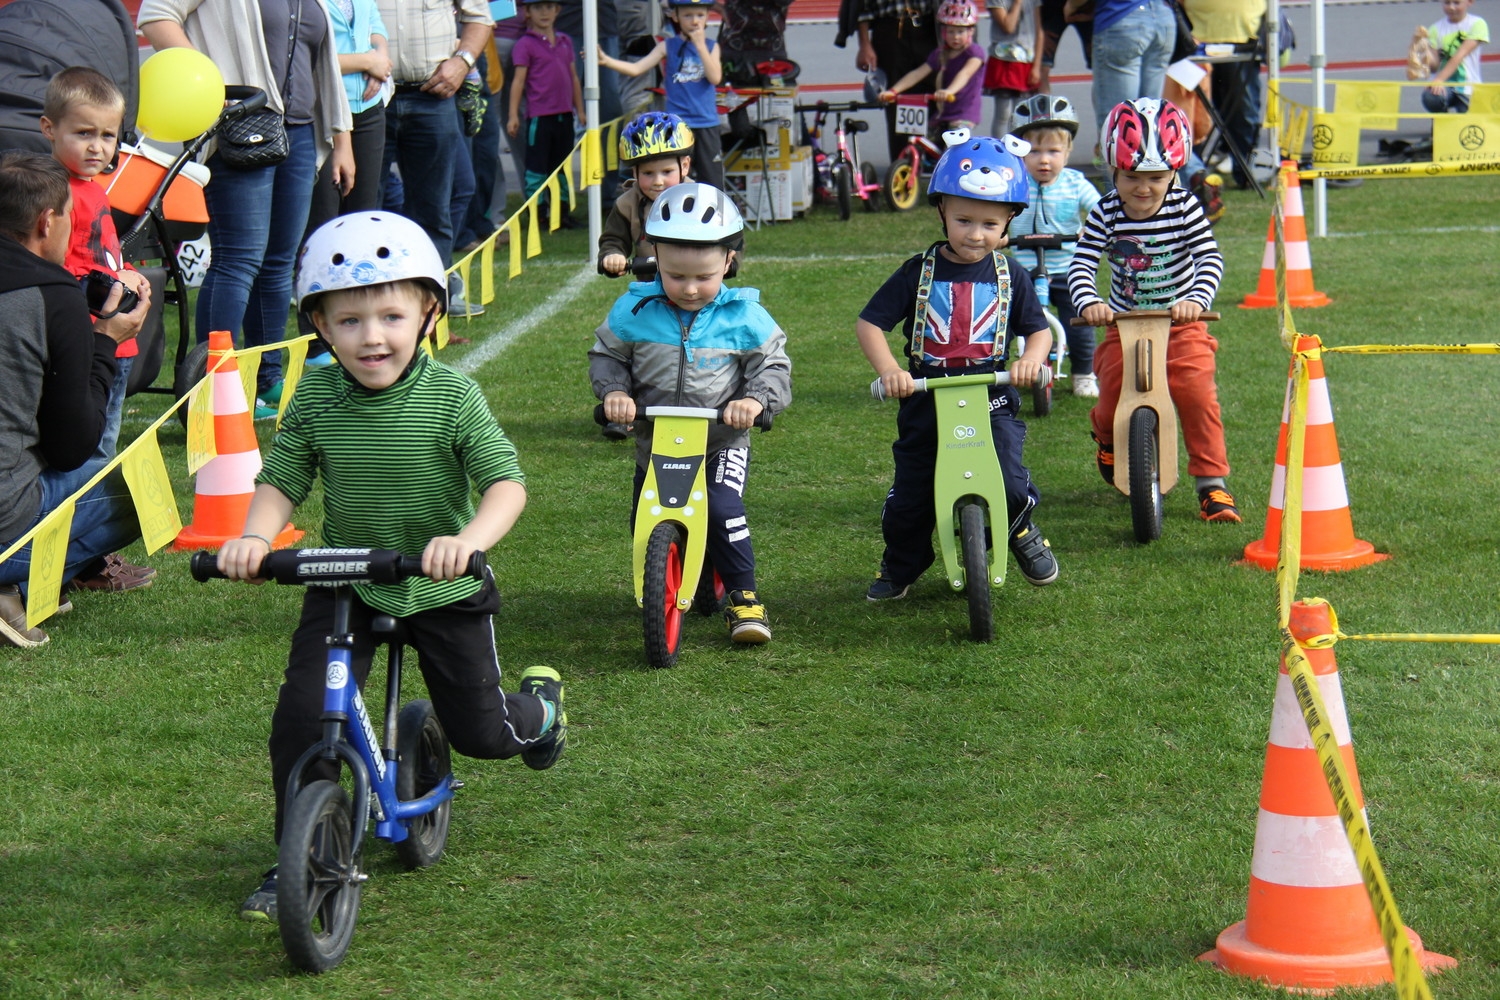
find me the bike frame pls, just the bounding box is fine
[632,406,715,611]
[1111,311,1181,497]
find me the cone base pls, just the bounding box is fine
[1202,921,1455,993]
[1241,536,1388,571]
[1241,291,1332,309]
[172,523,304,552]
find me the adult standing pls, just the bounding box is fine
[1083,0,1174,136]
[0,152,150,647]
[376,0,494,265]
[1182,0,1265,187]
[853,0,938,159]
[138,0,354,415]
[557,0,623,200]
[718,0,795,84]
[307,0,392,225]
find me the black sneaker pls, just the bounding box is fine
[517,666,567,770]
[1096,445,1115,485]
[1010,522,1059,586]
[1198,486,1243,523]
[723,590,771,644]
[240,867,277,921]
[866,565,911,602]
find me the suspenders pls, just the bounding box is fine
[909,242,1012,366]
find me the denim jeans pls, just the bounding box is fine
[1420,87,1469,114]
[1090,0,1175,134]
[0,460,141,591]
[198,123,318,395]
[92,354,133,463]
[449,108,479,250]
[382,90,463,264]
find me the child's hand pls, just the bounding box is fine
[1170,299,1203,324]
[1008,356,1044,387]
[721,397,764,430]
[878,368,916,399]
[218,536,270,583]
[422,536,479,582]
[934,88,953,103]
[602,253,628,276]
[507,117,520,138]
[603,390,636,425]
[879,89,896,103]
[1081,302,1113,327]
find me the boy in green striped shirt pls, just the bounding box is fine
[216,213,566,922]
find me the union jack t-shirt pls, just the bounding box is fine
[859,246,1047,370]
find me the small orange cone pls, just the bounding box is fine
[173,330,303,551]
[1242,337,1385,571]
[1201,600,1456,991]
[1241,161,1331,309]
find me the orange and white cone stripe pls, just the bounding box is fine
[173,330,302,550]
[1242,338,1384,571]
[1242,161,1331,310]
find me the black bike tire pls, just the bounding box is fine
[693,566,724,616]
[859,162,879,211]
[883,155,920,211]
[643,522,686,668]
[393,700,452,869]
[1032,379,1052,417]
[960,503,994,643]
[172,339,211,429]
[834,163,852,220]
[277,780,361,973]
[1128,407,1164,543]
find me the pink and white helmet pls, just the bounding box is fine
[936,0,979,26]
[1102,98,1191,172]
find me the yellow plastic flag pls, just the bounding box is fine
[120,431,182,553]
[544,176,561,231]
[508,218,523,278]
[605,121,619,172]
[186,372,216,474]
[434,315,449,351]
[25,499,73,628]
[459,258,474,319]
[238,349,260,412]
[527,201,542,258]
[480,239,495,304]
[563,156,576,207]
[1310,111,1361,168]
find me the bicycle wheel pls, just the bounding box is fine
[960,503,993,643]
[1128,407,1164,543]
[1032,378,1052,417]
[834,162,852,221]
[883,153,920,211]
[859,163,879,211]
[172,339,210,428]
[643,522,686,668]
[393,699,451,869]
[277,780,361,973]
[693,566,724,616]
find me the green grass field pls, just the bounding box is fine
[4,177,1499,999]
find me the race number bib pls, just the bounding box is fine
[895,96,928,136]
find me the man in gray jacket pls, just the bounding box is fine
[0,152,150,648]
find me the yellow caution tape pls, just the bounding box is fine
[1301,160,1500,180]
[1274,352,1311,628]
[1325,343,1500,355]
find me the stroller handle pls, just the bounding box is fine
[221,86,270,121]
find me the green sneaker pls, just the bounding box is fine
[517,666,566,770]
[240,867,277,921]
[253,400,278,421]
[258,380,284,405]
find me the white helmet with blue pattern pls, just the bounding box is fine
[296,212,448,315]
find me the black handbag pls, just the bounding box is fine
[218,0,299,169]
[1164,0,1197,63]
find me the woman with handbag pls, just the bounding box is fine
[139,0,353,418]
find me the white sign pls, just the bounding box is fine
[895,97,928,136]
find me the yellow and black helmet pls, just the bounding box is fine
[619,111,695,165]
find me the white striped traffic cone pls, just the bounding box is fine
[1242,160,1330,309]
[173,330,302,550]
[1201,599,1455,990]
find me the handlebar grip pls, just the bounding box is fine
[191,547,486,584]
[871,367,1048,401]
[189,551,224,582]
[220,85,270,119]
[1069,310,1222,326]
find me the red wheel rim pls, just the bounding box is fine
[663,540,683,651]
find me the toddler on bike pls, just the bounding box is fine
[589,183,791,643]
[599,112,696,279]
[217,213,567,921]
[1065,98,1238,522]
[857,134,1059,600]
[880,1,987,133]
[1007,94,1100,397]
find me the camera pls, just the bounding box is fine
[80,270,140,316]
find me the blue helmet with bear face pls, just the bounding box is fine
[926,133,1032,209]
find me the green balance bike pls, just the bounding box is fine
[598,404,772,668]
[871,366,1051,642]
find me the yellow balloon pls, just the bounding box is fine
[137,47,226,143]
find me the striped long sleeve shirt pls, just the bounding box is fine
[1067,187,1223,313]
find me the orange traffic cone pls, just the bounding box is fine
[1201,600,1455,991]
[173,330,303,551]
[1242,337,1385,571]
[1241,161,1331,309]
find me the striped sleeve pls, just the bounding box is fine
[455,380,525,494]
[1066,199,1111,311]
[1172,189,1223,308]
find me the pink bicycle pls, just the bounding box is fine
[881,93,957,211]
[799,100,882,219]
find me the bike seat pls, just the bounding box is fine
[371,615,399,635]
[847,119,870,134]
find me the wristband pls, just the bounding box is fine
[242,533,275,550]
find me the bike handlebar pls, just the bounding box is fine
[1068,310,1221,326]
[869,366,1052,401]
[597,255,658,279]
[591,403,773,431]
[1009,233,1077,253]
[190,548,486,585]
[795,99,881,113]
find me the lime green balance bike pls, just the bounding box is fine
[599,404,772,668]
[871,367,1051,642]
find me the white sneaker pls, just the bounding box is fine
[1072,374,1099,397]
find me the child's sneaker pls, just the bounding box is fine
[253,400,278,421]
[1072,373,1099,397]
[1198,486,1243,523]
[865,565,911,602]
[240,867,278,921]
[1096,444,1115,485]
[723,590,771,644]
[517,666,567,770]
[1009,522,1059,586]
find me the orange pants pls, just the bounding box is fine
[1089,320,1230,478]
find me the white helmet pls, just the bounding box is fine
[645,183,744,247]
[296,212,448,314]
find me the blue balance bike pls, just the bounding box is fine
[1008,232,1075,416]
[193,548,482,972]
